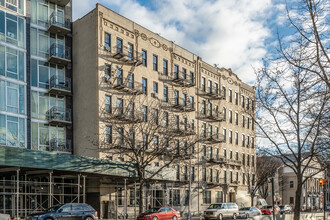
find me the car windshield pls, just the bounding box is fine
[46,205,62,212]
[239,207,250,211]
[145,208,160,213]
[208,204,222,209]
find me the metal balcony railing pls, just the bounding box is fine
[47,106,72,126]
[48,43,71,65]
[197,87,224,100]
[227,159,242,167]
[203,155,227,164]
[107,45,143,65]
[197,110,223,122]
[161,98,195,112]
[104,107,142,124]
[159,123,196,137]
[199,132,224,144]
[49,75,71,95]
[48,12,71,35]
[158,71,195,87]
[105,76,144,95]
[49,138,72,153]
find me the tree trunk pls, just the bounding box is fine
[139,180,144,214]
[293,174,303,220]
[251,193,254,207]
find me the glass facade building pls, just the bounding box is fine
[0,0,72,152]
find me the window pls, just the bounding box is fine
[190,96,194,109]
[0,0,24,14]
[242,134,245,146]
[0,80,25,114]
[190,72,194,84]
[115,187,123,205]
[201,77,205,91]
[235,112,238,125]
[215,191,223,203]
[182,68,187,79]
[176,165,180,180]
[142,106,147,122]
[163,59,168,75]
[202,168,206,181]
[183,166,188,181]
[153,109,158,125]
[153,54,158,71]
[116,38,123,53]
[0,11,24,47]
[229,130,232,144]
[290,181,294,188]
[252,155,255,167]
[0,46,24,81]
[223,149,227,158]
[191,167,195,181]
[142,78,147,94]
[252,100,255,111]
[222,86,226,99]
[163,111,168,127]
[174,90,179,105]
[229,150,232,159]
[242,173,245,184]
[153,82,158,94]
[173,190,181,206]
[242,153,245,165]
[235,132,238,145]
[247,135,250,147]
[203,191,211,204]
[251,137,255,148]
[142,49,147,66]
[106,125,112,143]
[223,170,227,183]
[242,115,245,127]
[163,86,168,102]
[230,171,233,183]
[0,114,25,147]
[190,119,195,132]
[241,95,245,107]
[229,89,232,102]
[247,97,250,109]
[209,168,213,182]
[247,117,250,129]
[208,80,212,93]
[174,64,179,79]
[129,188,140,205]
[229,110,232,123]
[235,92,238,105]
[142,133,148,149]
[214,83,218,95]
[104,32,111,48]
[252,118,255,130]
[128,43,133,60]
[222,107,226,120]
[215,169,219,182]
[247,154,250,166]
[153,135,159,149]
[290,197,294,204]
[117,98,123,115]
[235,151,238,160]
[202,100,206,114]
[184,190,189,206]
[223,128,226,142]
[105,95,111,113]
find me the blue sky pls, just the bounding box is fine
[72,0,290,85]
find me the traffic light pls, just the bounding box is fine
[318,179,324,186]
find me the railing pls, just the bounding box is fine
[161,98,195,112]
[197,87,223,99]
[227,159,242,166]
[49,12,71,30]
[105,107,142,123]
[49,138,72,153]
[49,75,71,92]
[107,45,143,65]
[199,132,224,144]
[106,76,144,95]
[197,110,223,122]
[49,43,71,61]
[47,106,71,123]
[158,72,195,87]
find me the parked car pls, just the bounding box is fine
[238,207,261,218]
[260,205,279,215]
[279,205,292,214]
[137,207,180,220]
[203,203,239,220]
[0,214,10,220]
[25,203,98,220]
[326,203,330,211]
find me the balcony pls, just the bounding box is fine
[48,43,71,65]
[107,45,143,66]
[104,76,144,95]
[48,12,71,35]
[47,0,70,7]
[159,124,196,137]
[197,87,224,100]
[197,110,223,122]
[203,155,227,164]
[161,98,195,112]
[48,75,71,95]
[199,132,224,144]
[48,138,72,153]
[104,107,142,124]
[158,71,195,87]
[227,159,242,167]
[47,107,72,126]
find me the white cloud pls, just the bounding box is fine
[73,0,283,85]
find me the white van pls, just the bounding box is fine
[204,203,239,220]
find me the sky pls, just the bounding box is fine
[72,0,289,85]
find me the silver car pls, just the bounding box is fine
[238,207,261,218]
[204,203,239,220]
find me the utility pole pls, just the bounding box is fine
[269,177,276,220]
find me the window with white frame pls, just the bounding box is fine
[0,10,25,47]
[0,114,25,147]
[0,80,25,114]
[0,45,25,80]
[31,91,65,120]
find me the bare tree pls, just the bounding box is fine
[98,90,198,213]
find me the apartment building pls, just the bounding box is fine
[73,4,257,217]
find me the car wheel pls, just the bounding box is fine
[85,217,93,220]
[173,216,177,220]
[233,213,237,219]
[153,217,158,220]
[217,214,223,220]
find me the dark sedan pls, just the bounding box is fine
[25,203,98,220]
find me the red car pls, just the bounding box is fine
[260,205,279,215]
[137,207,180,220]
